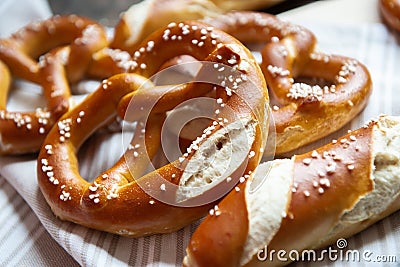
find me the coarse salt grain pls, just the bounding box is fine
[160,183,166,191]
[302,158,312,165]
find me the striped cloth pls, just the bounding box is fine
[0,1,400,266]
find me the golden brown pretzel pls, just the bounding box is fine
[0,15,108,83]
[0,15,135,155]
[37,21,269,236]
[38,74,195,236]
[380,0,400,32]
[203,11,372,155]
[184,115,400,267]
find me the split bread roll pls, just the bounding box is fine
[184,115,400,266]
[111,0,284,51]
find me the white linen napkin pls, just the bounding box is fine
[0,0,399,266]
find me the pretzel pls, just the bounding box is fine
[202,11,373,155]
[0,15,108,83]
[111,0,290,52]
[86,47,134,79]
[380,0,400,32]
[184,115,400,267]
[37,21,269,236]
[0,14,139,155]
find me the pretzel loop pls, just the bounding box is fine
[0,15,133,155]
[0,15,108,83]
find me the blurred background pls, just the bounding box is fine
[48,0,319,26]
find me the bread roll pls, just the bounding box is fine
[184,115,400,266]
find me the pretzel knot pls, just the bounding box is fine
[204,12,372,154]
[37,21,269,236]
[0,15,137,155]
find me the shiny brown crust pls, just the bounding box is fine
[112,4,372,154]
[204,11,372,155]
[184,120,384,267]
[37,21,269,236]
[380,0,400,32]
[266,125,374,259]
[0,15,109,155]
[186,180,250,267]
[2,47,73,155]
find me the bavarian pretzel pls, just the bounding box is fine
[202,11,372,155]
[113,7,372,154]
[0,15,109,155]
[380,0,400,32]
[37,21,269,236]
[184,115,400,266]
